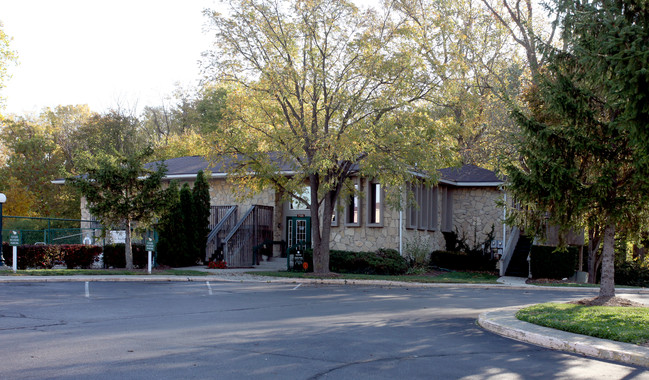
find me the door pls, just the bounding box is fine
[287,216,311,250]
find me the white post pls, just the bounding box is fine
[12,245,17,273]
[147,251,152,274]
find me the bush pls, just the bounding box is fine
[60,245,102,269]
[102,243,148,268]
[2,243,60,269]
[429,250,496,271]
[529,245,578,279]
[329,249,408,275]
[615,260,649,287]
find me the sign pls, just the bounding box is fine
[9,231,20,246]
[145,238,156,252]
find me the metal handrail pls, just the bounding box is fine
[205,205,238,262]
[223,205,274,267]
[499,226,520,276]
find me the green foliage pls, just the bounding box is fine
[529,245,578,279]
[404,235,431,269]
[429,250,496,272]
[615,260,649,288]
[156,181,183,267]
[69,148,167,269]
[505,0,649,297]
[203,0,454,273]
[157,176,211,268]
[192,170,211,260]
[59,244,102,269]
[329,249,409,276]
[517,303,649,345]
[102,243,148,269]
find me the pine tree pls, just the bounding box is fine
[156,181,181,267]
[192,170,211,263]
[507,0,649,300]
[179,183,198,266]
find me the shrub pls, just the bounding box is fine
[60,245,102,269]
[529,245,578,279]
[2,243,60,269]
[615,260,649,287]
[329,249,408,275]
[103,243,148,268]
[429,250,496,272]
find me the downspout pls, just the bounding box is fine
[399,210,403,256]
[502,192,507,254]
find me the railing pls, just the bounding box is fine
[205,206,238,262]
[223,205,274,267]
[499,226,520,276]
[209,206,236,231]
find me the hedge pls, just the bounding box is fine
[102,243,148,268]
[429,250,496,271]
[288,248,408,275]
[60,245,102,269]
[616,260,649,287]
[529,245,578,279]
[2,243,102,269]
[2,243,60,269]
[329,249,408,275]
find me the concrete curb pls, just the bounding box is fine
[0,273,649,294]
[478,307,649,369]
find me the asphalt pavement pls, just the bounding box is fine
[1,263,648,373]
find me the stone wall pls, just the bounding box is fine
[451,187,504,247]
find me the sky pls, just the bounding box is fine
[0,0,218,116]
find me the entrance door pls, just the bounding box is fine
[287,216,311,250]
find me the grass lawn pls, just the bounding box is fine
[517,303,649,345]
[250,271,499,284]
[0,268,209,276]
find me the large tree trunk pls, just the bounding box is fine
[598,221,616,298]
[587,225,602,284]
[125,218,134,270]
[310,175,332,274]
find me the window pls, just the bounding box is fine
[407,182,439,230]
[440,187,453,232]
[368,181,383,226]
[345,180,361,226]
[290,187,311,210]
[428,186,438,231]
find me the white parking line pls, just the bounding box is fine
[292,283,302,290]
[85,282,90,298]
[206,281,213,295]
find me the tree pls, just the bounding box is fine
[179,183,198,266]
[506,0,649,300]
[0,21,17,109]
[0,116,79,218]
[69,148,167,269]
[156,181,183,267]
[203,0,452,274]
[193,170,211,262]
[396,0,523,169]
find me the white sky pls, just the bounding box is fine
[0,0,218,116]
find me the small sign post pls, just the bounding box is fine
[9,231,20,273]
[145,238,156,274]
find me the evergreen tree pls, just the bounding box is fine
[507,0,649,300]
[156,181,182,267]
[179,183,198,266]
[192,170,211,263]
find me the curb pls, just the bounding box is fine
[478,307,649,369]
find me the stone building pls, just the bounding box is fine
[131,156,506,265]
